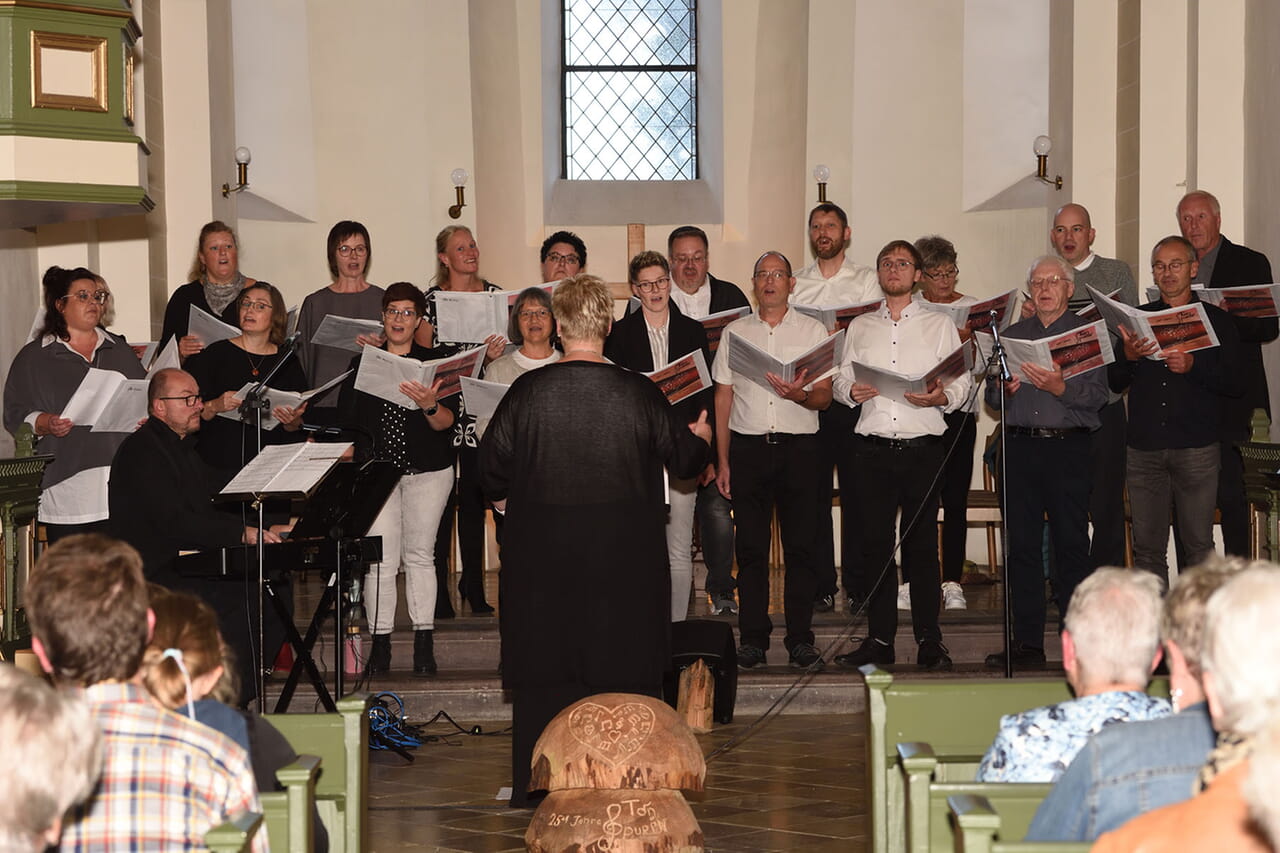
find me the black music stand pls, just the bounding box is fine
[271,459,399,712]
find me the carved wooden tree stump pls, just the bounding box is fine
[526,693,706,853]
[677,659,714,733]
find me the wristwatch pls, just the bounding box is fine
[424,403,439,416]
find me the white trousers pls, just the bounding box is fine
[364,467,453,634]
[667,475,699,621]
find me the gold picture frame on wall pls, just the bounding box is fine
[31,31,109,113]
[124,50,135,125]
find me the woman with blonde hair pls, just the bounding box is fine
[422,224,506,616]
[480,273,712,806]
[160,221,256,360]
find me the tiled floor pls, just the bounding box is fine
[367,712,865,852]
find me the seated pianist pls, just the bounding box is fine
[109,367,287,703]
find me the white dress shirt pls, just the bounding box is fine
[835,300,972,439]
[669,281,712,319]
[793,256,882,308]
[712,306,827,435]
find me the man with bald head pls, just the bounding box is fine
[1050,203,1137,569]
[1176,190,1276,558]
[108,368,280,702]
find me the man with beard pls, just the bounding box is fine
[1176,190,1275,559]
[1050,203,1136,570]
[832,240,970,671]
[793,204,883,614]
[667,225,751,616]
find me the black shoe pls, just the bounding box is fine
[846,591,869,615]
[813,594,835,613]
[789,642,825,671]
[834,637,894,669]
[413,629,438,676]
[984,642,1047,670]
[367,634,391,674]
[917,639,953,672]
[435,599,456,620]
[466,598,495,615]
[737,644,767,669]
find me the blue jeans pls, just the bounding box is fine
[1126,444,1220,578]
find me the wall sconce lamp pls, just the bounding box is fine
[1033,135,1063,190]
[813,164,830,203]
[448,168,469,218]
[221,147,251,197]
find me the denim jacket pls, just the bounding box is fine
[1025,702,1216,841]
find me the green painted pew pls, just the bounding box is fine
[261,754,321,853]
[205,810,263,853]
[949,794,1090,853]
[265,694,371,853]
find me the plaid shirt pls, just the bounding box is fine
[60,682,266,852]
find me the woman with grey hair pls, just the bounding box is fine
[479,273,711,807]
[475,287,560,442]
[1094,565,1280,851]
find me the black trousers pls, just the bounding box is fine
[729,432,820,653]
[815,403,858,598]
[433,441,491,608]
[938,411,977,583]
[849,436,945,645]
[1004,432,1092,647]
[1088,400,1128,569]
[1217,440,1250,557]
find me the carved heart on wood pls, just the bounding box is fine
[567,702,657,766]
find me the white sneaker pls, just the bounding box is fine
[897,583,911,610]
[942,580,967,610]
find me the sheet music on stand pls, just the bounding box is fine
[219,442,353,500]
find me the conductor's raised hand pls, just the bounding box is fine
[1119,326,1158,361]
[904,378,948,408]
[688,409,712,445]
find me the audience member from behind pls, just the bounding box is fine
[142,584,328,852]
[977,568,1169,782]
[25,534,262,851]
[1094,566,1280,852]
[539,230,586,282]
[0,665,102,853]
[1028,557,1247,840]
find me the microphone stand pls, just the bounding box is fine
[238,335,301,711]
[985,309,1015,679]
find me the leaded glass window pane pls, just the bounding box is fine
[563,0,697,181]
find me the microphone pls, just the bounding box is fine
[987,308,1013,382]
[279,330,305,352]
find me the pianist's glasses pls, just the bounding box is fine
[158,394,202,407]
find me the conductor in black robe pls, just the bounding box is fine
[478,274,711,807]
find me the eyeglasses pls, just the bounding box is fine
[1151,259,1191,274]
[1029,276,1066,289]
[383,307,418,319]
[337,245,368,256]
[672,253,707,266]
[924,266,958,281]
[239,300,271,312]
[159,394,202,407]
[878,259,916,271]
[63,290,109,305]
[518,308,551,320]
[545,252,580,266]
[752,270,789,282]
[635,276,671,292]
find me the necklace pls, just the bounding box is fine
[245,350,269,377]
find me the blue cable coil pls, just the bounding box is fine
[368,691,425,750]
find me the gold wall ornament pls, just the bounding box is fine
[30,30,108,112]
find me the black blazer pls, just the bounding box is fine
[708,274,751,314]
[604,303,714,429]
[1210,236,1277,430]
